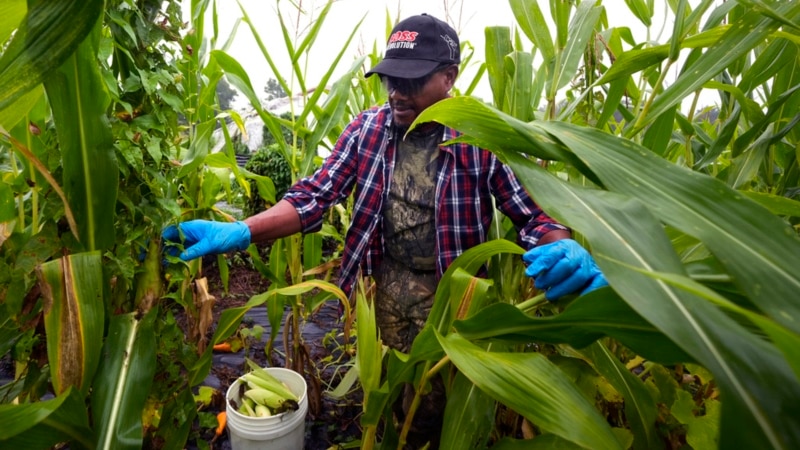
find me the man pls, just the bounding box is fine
[164,13,606,448]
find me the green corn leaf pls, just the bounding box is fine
[509,0,555,62]
[438,332,623,450]
[247,242,283,286]
[579,342,660,450]
[440,369,496,450]
[550,0,572,50]
[303,233,322,272]
[0,85,42,131]
[485,26,513,112]
[596,77,629,130]
[301,55,366,178]
[36,251,104,397]
[737,0,800,30]
[355,287,381,394]
[739,38,798,94]
[507,147,799,449]
[217,252,230,294]
[492,434,584,449]
[694,105,741,169]
[0,0,103,112]
[702,0,738,30]
[548,1,602,96]
[293,0,334,63]
[454,291,691,365]
[618,265,800,380]
[247,279,347,304]
[439,271,503,450]
[383,326,445,393]
[732,83,800,157]
[424,98,800,335]
[430,239,523,334]
[275,8,304,92]
[624,0,653,26]
[682,0,718,38]
[269,238,289,289]
[441,296,500,449]
[0,0,25,45]
[642,106,676,156]
[0,180,13,223]
[669,0,688,61]
[741,191,800,218]
[296,18,364,128]
[0,387,93,449]
[237,0,290,102]
[418,97,800,449]
[640,2,800,131]
[727,133,771,189]
[91,310,157,450]
[597,26,728,85]
[209,48,289,160]
[540,121,800,335]
[415,96,599,184]
[246,278,347,352]
[668,0,718,63]
[506,51,535,121]
[178,120,215,177]
[44,27,118,251]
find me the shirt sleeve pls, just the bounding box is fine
[282,114,363,233]
[489,156,568,249]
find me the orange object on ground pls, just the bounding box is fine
[216,411,227,436]
[212,342,232,352]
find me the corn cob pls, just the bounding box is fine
[244,387,290,410]
[243,372,298,402]
[254,404,272,417]
[238,398,256,417]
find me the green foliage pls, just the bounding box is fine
[243,145,292,216]
[348,1,800,449]
[260,111,298,152]
[0,0,231,447]
[1,0,799,449]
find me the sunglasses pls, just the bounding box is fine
[380,64,452,96]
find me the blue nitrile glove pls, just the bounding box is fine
[161,220,251,261]
[523,239,608,301]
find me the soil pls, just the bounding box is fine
[195,256,364,450]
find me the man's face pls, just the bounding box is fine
[381,65,458,129]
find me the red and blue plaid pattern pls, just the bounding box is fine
[284,103,566,296]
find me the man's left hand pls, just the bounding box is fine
[523,239,608,301]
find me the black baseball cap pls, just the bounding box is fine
[365,14,460,79]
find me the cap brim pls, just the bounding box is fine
[365,58,441,79]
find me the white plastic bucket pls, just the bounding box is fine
[225,367,308,450]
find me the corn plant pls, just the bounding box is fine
[205,0,368,379]
[350,1,800,449]
[0,0,247,447]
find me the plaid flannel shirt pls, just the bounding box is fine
[284,102,567,297]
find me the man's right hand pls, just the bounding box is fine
[162,220,251,261]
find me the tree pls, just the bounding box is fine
[216,77,238,110]
[263,78,287,101]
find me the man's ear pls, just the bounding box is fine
[444,64,459,89]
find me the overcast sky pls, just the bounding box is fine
[195,0,683,105]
